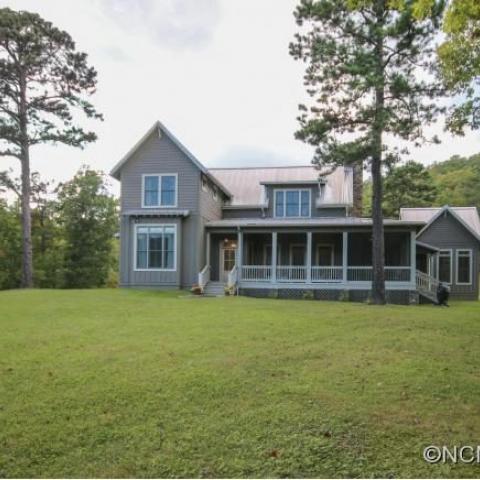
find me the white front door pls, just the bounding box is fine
[220,246,236,283]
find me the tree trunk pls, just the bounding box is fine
[351,162,363,217]
[19,73,33,288]
[371,0,386,305]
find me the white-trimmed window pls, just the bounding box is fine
[135,225,176,271]
[456,249,472,285]
[142,174,177,207]
[212,185,218,201]
[316,244,334,266]
[438,249,452,284]
[274,189,311,217]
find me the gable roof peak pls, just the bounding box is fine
[110,120,232,197]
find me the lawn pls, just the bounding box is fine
[1,289,480,478]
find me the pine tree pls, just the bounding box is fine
[383,161,438,217]
[290,0,446,304]
[0,8,102,287]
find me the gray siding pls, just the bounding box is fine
[222,208,264,219]
[120,216,182,287]
[418,211,479,300]
[120,130,200,213]
[119,130,205,288]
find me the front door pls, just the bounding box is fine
[220,246,236,282]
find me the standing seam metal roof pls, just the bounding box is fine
[208,166,352,206]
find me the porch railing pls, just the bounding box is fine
[416,269,439,299]
[347,266,411,282]
[198,265,211,291]
[241,265,271,282]
[311,266,343,282]
[240,265,412,283]
[277,266,307,282]
[227,265,238,289]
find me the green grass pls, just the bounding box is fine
[1,289,480,478]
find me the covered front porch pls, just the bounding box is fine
[201,228,417,291]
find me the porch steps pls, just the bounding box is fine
[417,289,437,304]
[203,281,225,296]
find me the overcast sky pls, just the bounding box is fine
[1,0,479,197]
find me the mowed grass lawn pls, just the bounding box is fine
[1,290,480,478]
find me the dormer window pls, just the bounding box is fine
[143,174,177,207]
[274,189,310,217]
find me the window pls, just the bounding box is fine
[456,249,472,285]
[316,244,334,266]
[274,189,310,217]
[290,244,306,266]
[135,225,176,270]
[201,176,208,192]
[212,186,218,201]
[142,174,177,207]
[438,250,452,284]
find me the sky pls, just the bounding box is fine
[1,0,479,197]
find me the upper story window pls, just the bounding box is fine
[212,186,218,201]
[274,189,310,217]
[143,174,177,208]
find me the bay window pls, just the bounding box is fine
[275,189,310,217]
[143,174,177,207]
[135,225,176,270]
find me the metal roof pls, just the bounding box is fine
[206,217,422,228]
[400,206,480,239]
[208,166,352,207]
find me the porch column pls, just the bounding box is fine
[206,232,211,266]
[238,229,243,280]
[271,231,277,283]
[342,231,348,284]
[410,230,416,285]
[306,231,312,283]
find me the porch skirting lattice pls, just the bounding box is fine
[239,287,419,305]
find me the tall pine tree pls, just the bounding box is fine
[0,8,102,287]
[290,0,446,304]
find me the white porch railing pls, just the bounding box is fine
[347,266,411,282]
[311,266,343,282]
[198,265,211,291]
[241,265,412,283]
[277,266,307,282]
[416,269,439,299]
[242,265,271,282]
[227,265,238,289]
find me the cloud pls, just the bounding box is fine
[100,0,221,50]
[99,45,130,62]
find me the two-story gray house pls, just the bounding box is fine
[110,121,480,304]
